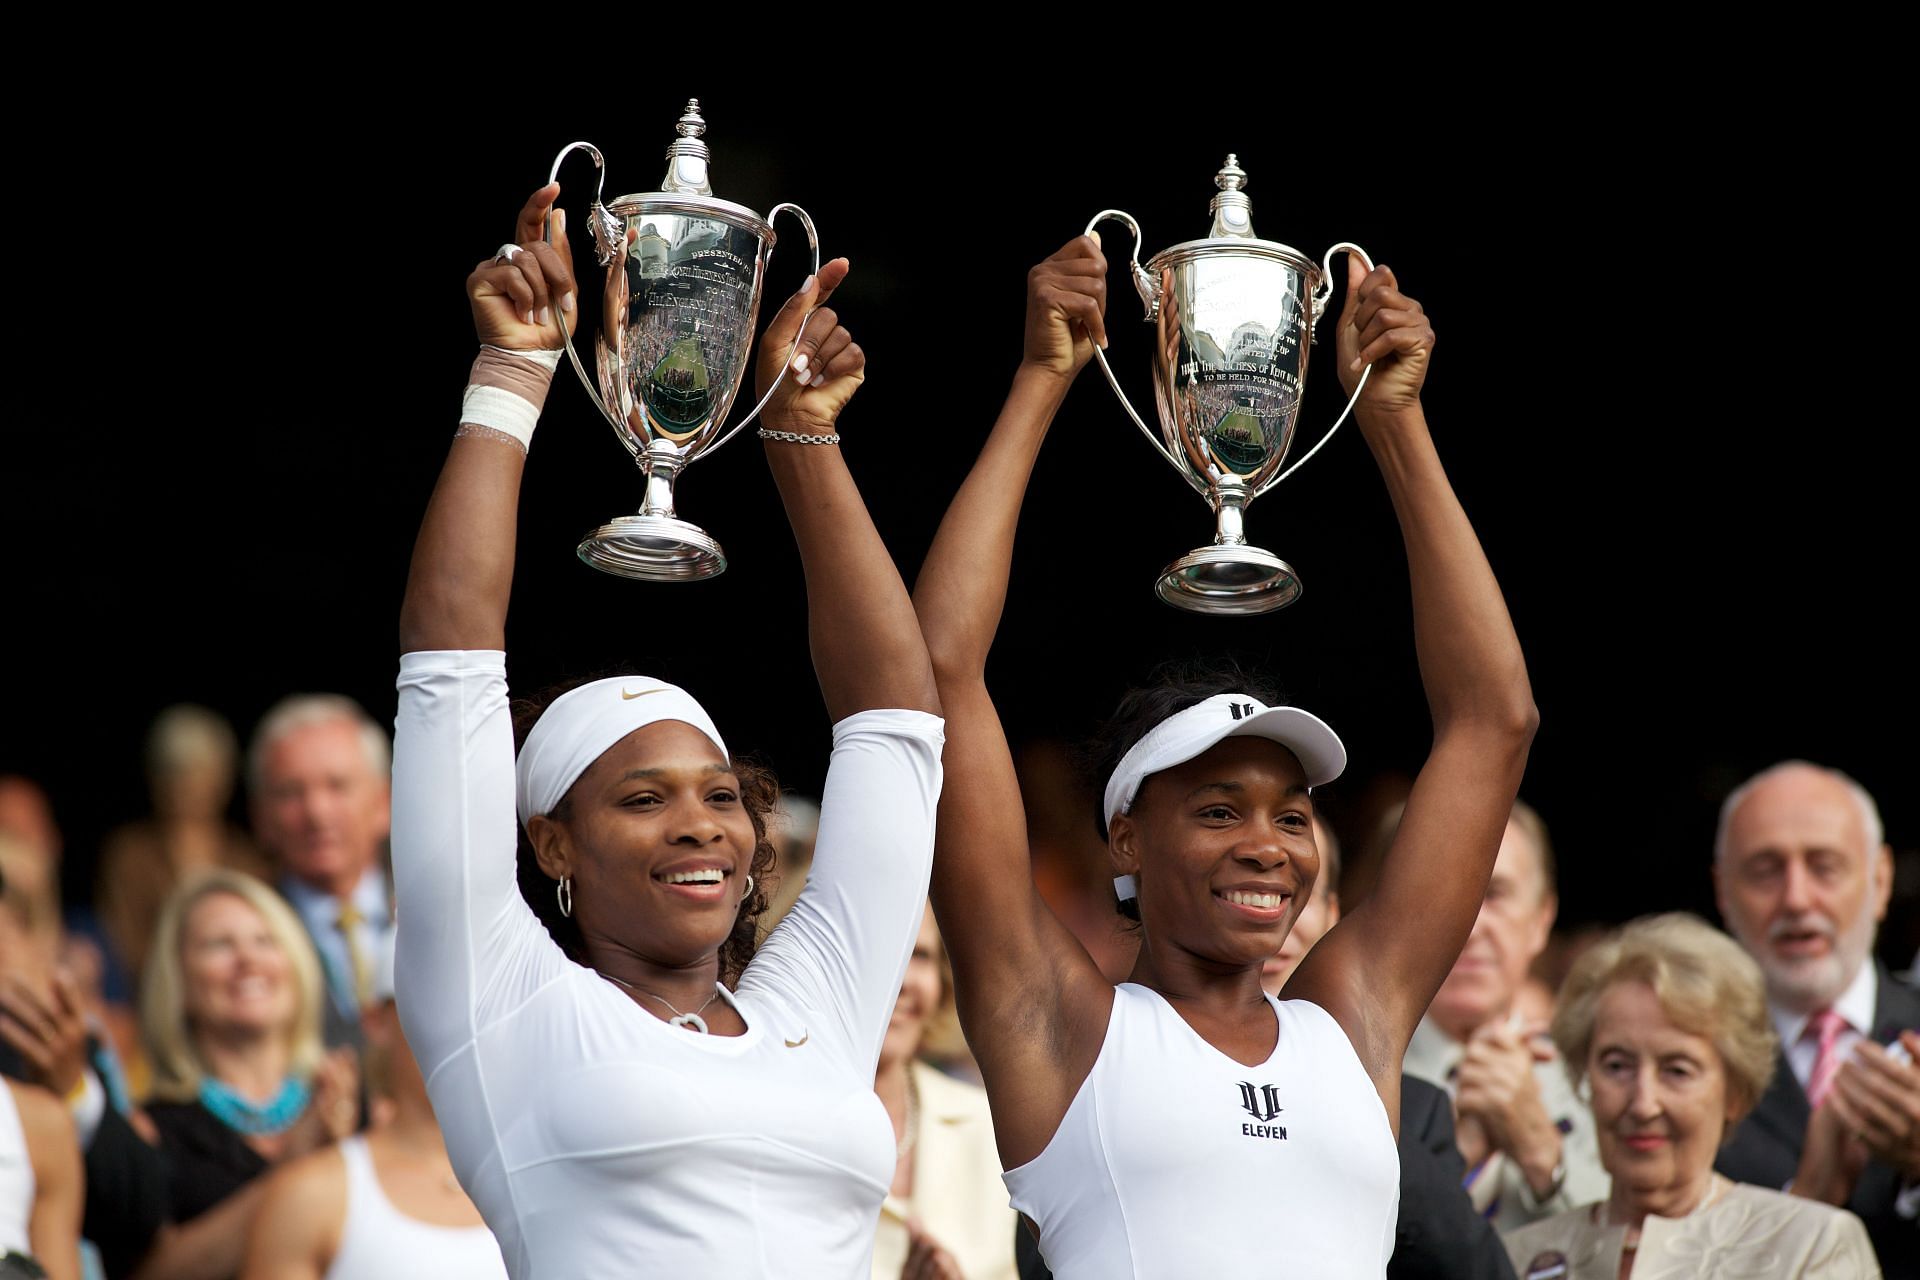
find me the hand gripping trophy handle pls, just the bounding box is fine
[547,141,621,447]
[1272,241,1374,495]
[1083,210,1202,492]
[705,201,821,452]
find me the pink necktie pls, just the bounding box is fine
[1805,1007,1848,1108]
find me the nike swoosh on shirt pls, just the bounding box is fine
[622,687,665,700]
[784,1032,809,1048]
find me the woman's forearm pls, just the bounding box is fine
[1360,404,1536,738]
[765,441,938,721]
[400,187,574,657]
[913,366,1071,680]
[397,434,526,654]
[131,1180,269,1280]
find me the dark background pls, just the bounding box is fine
[10,81,1913,958]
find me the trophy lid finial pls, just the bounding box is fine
[662,98,714,196]
[1209,154,1255,239]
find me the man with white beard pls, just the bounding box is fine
[1714,760,1920,1278]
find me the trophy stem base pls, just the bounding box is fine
[578,516,727,582]
[1154,544,1301,615]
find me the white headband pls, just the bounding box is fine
[515,677,729,827]
[1101,693,1346,830]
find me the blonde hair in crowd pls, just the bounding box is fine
[1551,912,1778,1124]
[140,869,327,1103]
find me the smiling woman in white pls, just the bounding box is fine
[391,185,942,1279]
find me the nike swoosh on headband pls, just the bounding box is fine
[621,687,666,700]
[784,1032,809,1048]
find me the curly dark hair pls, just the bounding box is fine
[509,676,779,988]
[1075,657,1289,921]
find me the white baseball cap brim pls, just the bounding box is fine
[1102,693,1346,830]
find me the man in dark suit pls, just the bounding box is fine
[1713,761,1919,1278]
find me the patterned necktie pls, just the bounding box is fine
[1804,1007,1848,1108]
[336,900,372,1008]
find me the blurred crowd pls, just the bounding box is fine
[0,699,1913,1278]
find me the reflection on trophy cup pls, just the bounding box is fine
[1089,156,1373,615]
[548,99,820,581]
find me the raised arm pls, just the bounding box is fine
[752,264,939,721]
[397,184,573,655]
[912,237,1116,1165]
[1290,260,1539,1083]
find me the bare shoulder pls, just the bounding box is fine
[248,1144,347,1265]
[1281,921,1406,1082]
[6,1081,75,1148]
[260,1142,348,1206]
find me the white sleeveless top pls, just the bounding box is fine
[324,1136,508,1280]
[0,1084,33,1257]
[1003,984,1399,1279]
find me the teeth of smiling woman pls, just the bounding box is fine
[664,870,725,885]
[1222,891,1285,909]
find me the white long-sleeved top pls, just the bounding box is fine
[391,651,943,1279]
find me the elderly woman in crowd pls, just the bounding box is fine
[1502,913,1878,1280]
[873,905,1013,1280]
[133,871,358,1280]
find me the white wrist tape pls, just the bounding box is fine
[482,344,563,372]
[460,385,541,450]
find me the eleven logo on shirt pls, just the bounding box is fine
[1237,1081,1287,1140]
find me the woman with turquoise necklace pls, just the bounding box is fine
[133,869,359,1279]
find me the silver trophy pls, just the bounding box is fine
[1089,157,1373,614]
[548,100,819,580]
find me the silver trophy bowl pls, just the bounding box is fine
[1089,156,1372,615]
[549,100,819,581]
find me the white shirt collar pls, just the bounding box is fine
[1769,956,1877,1049]
[281,867,390,927]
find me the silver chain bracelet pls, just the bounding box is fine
[757,428,841,446]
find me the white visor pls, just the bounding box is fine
[515,677,729,828]
[1101,693,1345,830]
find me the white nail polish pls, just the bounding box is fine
[525,310,535,326]
[538,306,550,326]
[792,352,810,373]
[810,373,826,388]
[561,292,575,313]
[800,274,816,293]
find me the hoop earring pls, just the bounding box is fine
[741,874,755,902]
[557,876,573,918]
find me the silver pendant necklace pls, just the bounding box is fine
[599,972,723,1033]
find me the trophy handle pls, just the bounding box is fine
[545,142,635,456]
[1084,210,1198,488]
[707,202,824,452]
[1259,241,1376,496]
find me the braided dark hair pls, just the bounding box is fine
[510,677,778,988]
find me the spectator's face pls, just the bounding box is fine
[182,892,296,1038]
[253,720,390,893]
[1715,768,1890,1013]
[1427,820,1555,1038]
[882,906,945,1070]
[1585,979,1731,1208]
